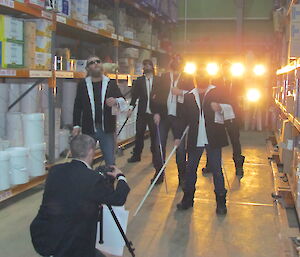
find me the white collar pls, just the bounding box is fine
[144,74,153,79]
[74,159,92,169]
[190,85,216,95]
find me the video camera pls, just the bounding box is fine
[96,165,115,184]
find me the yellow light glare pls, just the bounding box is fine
[253,64,266,76]
[231,63,245,77]
[184,62,197,75]
[206,63,219,76]
[247,88,261,102]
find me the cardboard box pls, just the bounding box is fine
[0,41,24,68]
[30,19,52,37]
[57,0,71,17]
[24,22,36,69]
[291,22,300,40]
[36,36,52,53]
[286,94,296,115]
[292,4,300,22]
[35,51,51,69]
[0,15,24,43]
[24,0,45,8]
[121,48,139,59]
[89,20,115,33]
[290,38,300,58]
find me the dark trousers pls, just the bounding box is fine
[132,113,156,157]
[185,145,226,195]
[206,118,243,169]
[154,115,186,177]
[225,119,242,159]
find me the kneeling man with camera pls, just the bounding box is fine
[30,135,130,257]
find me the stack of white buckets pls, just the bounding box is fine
[0,82,46,191]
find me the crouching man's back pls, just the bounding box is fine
[30,135,130,257]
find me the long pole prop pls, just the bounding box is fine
[156,124,168,194]
[134,126,189,216]
[117,105,136,137]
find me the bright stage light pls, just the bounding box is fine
[184,62,197,75]
[253,64,266,76]
[206,63,219,76]
[231,63,245,77]
[247,88,261,102]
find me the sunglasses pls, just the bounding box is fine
[87,59,101,66]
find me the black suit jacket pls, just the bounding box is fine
[129,75,158,115]
[182,88,229,150]
[73,79,124,135]
[30,160,130,257]
[151,72,194,118]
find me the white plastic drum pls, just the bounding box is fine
[0,140,10,151]
[0,83,8,113]
[6,147,29,185]
[21,82,39,113]
[22,113,45,147]
[28,143,46,177]
[58,129,70,155]
[0,113,6,139]
[8,83,20,112]
[0,151,10,190]
[61,81,77,126]
[6,112,23,147]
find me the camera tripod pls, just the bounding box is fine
[98,205,135,257]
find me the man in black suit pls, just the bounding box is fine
[30,134,130,257]
[203,63,245,176]
[127,59,157,163]
[151,55,194,187]
[176,74,229,215]
[73,56,127,165]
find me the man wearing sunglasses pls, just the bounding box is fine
[73,56,127,165]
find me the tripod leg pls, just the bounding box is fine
[107,205,135,257]
[98,205,104,244]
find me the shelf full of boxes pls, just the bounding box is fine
[0,0,177,202]
[273,59,300,220]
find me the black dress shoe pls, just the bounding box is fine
[176,201,194,210]
[177,192,194,210]
[127,155,141,163]
[215,191,227,215]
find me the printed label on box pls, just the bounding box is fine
[0,190,12,201]
[0,69,16,76]
[29,70,52,77]
[41,11,53,20]
[56,15,67,24]
[0,0,14,8]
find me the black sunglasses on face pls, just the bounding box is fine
[87,59,101,66]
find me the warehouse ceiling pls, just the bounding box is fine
[174,0,274,60]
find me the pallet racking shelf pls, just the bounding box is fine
[0,0,175,202]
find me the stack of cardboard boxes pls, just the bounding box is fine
[290,4,300,57]
[30,19,53,70]
[0,15,24,68]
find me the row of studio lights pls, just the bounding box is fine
[183,62,266,103]
[184,62,267,77]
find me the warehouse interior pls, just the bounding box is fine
[1,0,300,257]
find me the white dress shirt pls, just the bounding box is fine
[145,74,153,114]
[190,86,216,147]
[167,72,181,116]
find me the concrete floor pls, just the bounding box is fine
[0,131,289,257]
